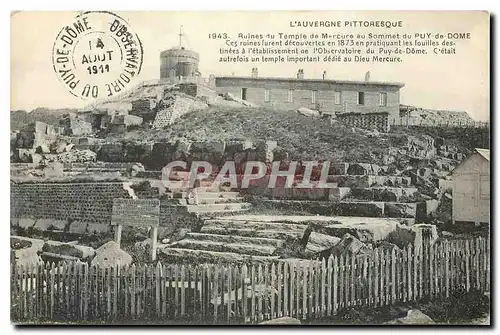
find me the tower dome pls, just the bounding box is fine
[159,27,200,79]
[160,47,200,79]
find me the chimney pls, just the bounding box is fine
[297,69,304,79]
[364,71,371,82]
[322,71,327,80]
[251,67,258,78]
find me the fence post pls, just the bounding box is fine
[321,258,326,317]
[180,264,186,317]
[278,262,284,318]
[270,263,276,320]
[250,264,255,323]
[465,239,471,292]
[302,263,308,320]
[391,248,396,303]
[241,264,247,323]
[444,241,450,298]
[257,264,263,321]
[327,256,333,315]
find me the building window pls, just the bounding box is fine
[357,92,365,105]
[379,92,387,106]
[311,90,317,104]
[334,91,342,105]
[264,89,270,102]
[288,89,293,103]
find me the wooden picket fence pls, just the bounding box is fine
[11,236,490,324]
[390,117,490,129]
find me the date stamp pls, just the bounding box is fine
[51,11,143,101]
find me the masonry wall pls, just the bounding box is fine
[336,112,390,132]
[11,182,131,223]
[216,77,400,119]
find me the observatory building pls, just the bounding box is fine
[160,28,201,79]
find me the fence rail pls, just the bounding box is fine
[11,237,490,324]
[390,117,489,129]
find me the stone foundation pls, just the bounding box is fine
[337,112,389,132]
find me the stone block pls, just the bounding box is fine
[373,188,401,202]
[337,201,384,217]
[68,221,88,234]
[31,153,43,166]
[87,223,112,234]
[328,187,351,201]
[34,219,68,231]
[11,218,19,228]
[329,163,349,175]
[18,218,36,229]
[347,163,372,175]
[44,162,64,178]
[385,202,417,218]
[350,188,375,201]
[426,200,439,216]
[18,149,35,162]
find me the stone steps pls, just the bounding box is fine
[175,197,244,205]
[327,175,412,188]
[186,202,252,213]
[204,219,308,232]
[330,187,419,202]
[199,226,304,240]
[185,232,284,248]
[167,239,277,256]
[259,200,423,219]
[158,247,279,263]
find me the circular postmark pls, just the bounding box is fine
[52,11,143,101]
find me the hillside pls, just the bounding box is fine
[107,106,395,164]
[105,105,488,165]
[10,108,79,131]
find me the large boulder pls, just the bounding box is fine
[259,317,301,325]
[385,309,435,325]
[91,241,133,268]
[11,236,44,266]
[42,241,95,260]
[304,232,341,257]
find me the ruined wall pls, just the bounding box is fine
[153,96,208,129]
[337,112,389,132]
[11,182,131,223]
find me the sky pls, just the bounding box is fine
[11,11,490,120]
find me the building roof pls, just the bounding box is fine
[475,148,490,161]
[215,75,405,88]
[451,148,490,175]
